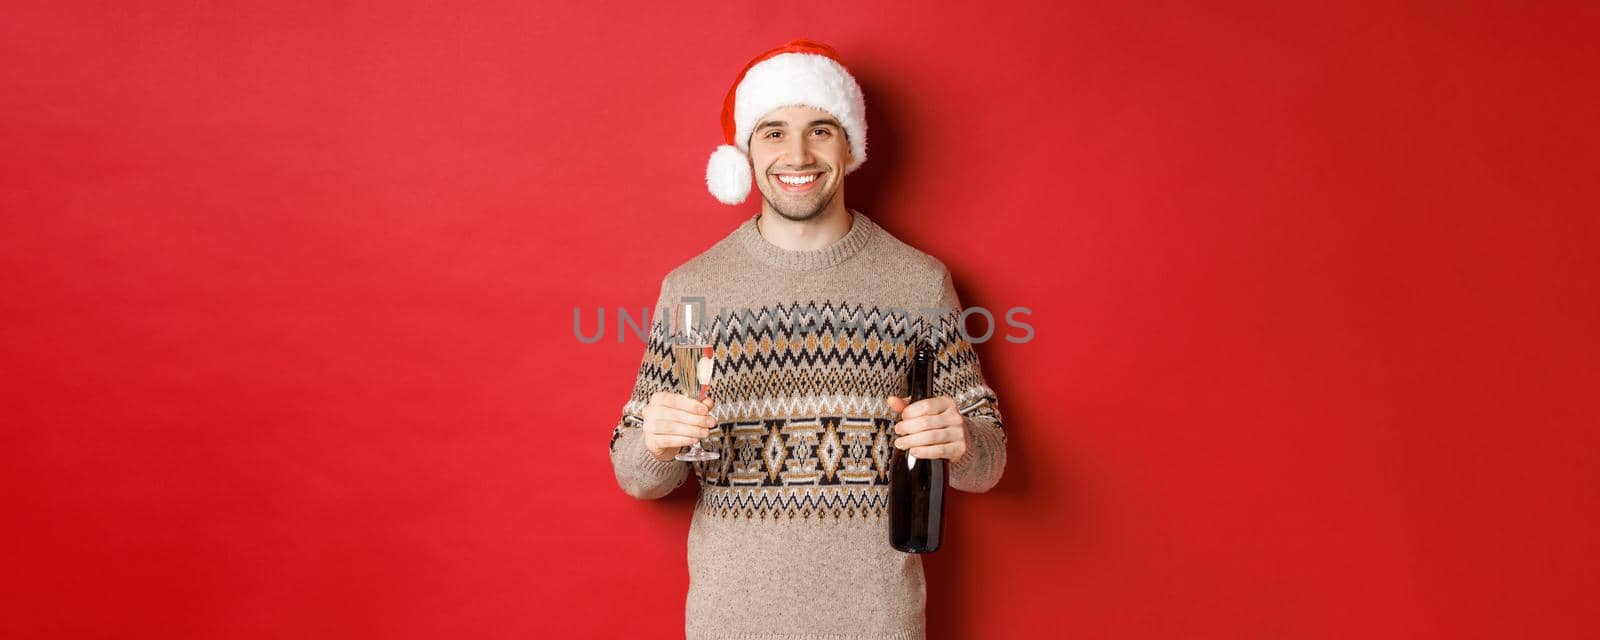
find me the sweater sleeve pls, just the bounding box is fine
[928,266,1008,493]
[607,277,690,499]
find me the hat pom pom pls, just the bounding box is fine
[706,144,752,205]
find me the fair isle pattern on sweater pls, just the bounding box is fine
[608,296,1002,520]
[606,209,1007,640]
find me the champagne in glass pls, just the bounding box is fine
[672,301,720,462]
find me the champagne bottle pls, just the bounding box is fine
[890,339,946,553]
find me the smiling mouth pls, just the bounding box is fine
[773,172,824,193]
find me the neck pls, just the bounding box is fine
[755,198,853,251]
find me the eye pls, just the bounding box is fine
[811,128,831,137]
[764,130,781,139]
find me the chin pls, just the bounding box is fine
[764,200,825,221]
[772,203,825,221]
[761,188,835,222]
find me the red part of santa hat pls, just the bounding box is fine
[705,39,868,205]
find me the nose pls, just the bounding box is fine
[781,131,813,167]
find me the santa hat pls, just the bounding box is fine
[705,39,868,205]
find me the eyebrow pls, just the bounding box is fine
[754,118,843,132]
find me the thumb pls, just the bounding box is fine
[886,395,907,412]
[701,396,715,408]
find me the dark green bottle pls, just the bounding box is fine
[890,340,945,553]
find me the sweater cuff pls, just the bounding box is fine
[949,415,1004,491]
[630,434,685,477]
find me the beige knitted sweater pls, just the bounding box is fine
[608,209,1007,640]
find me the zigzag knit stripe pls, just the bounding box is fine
[610,300,1003,519]
[696,485,890,520]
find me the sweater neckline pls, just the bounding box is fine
[736,209,878,272]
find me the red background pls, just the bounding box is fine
[3,1,1596,638]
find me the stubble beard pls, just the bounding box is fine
[757,171,837,222]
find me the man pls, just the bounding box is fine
[607,39,1006,640]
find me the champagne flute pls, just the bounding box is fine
[672,301,720,462]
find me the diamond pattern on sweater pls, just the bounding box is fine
[610,300,1002,519]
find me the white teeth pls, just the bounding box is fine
[778,174,818,185]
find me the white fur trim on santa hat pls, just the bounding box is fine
[705,144,752,205]
[733,52,867,174]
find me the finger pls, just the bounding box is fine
[645,405,714,428]
[662,406,717,428]
[652,434,703,449]
[901,396,955,420]
[655,392,710,415]
[643,403,705,424]
[886,396,907,413]
[893,415,954,435]
[908,444,959,460]
[894,428,956,450]
[891,416,920,436]
[651,418,713,439]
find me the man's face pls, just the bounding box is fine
[747,105,854,222]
